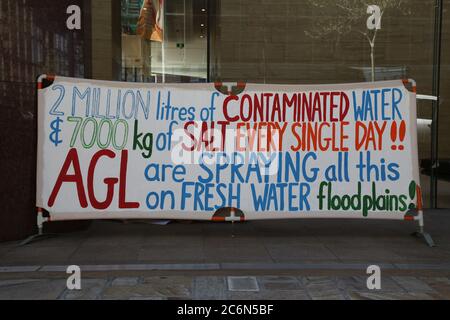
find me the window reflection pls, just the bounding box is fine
[0,0,87,119]
[121,0,208,83]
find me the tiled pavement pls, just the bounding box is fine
[0,275,450,300]
[1,211,450,266]
[0,209,449,299]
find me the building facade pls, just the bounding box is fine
[0,0,449,240]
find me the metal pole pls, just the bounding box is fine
[162,0,166,83]
[206,0,211,82]
[430,0,443,208]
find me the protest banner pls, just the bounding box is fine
[36,75,424,227]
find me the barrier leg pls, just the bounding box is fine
[411,210,435,247]
[18,208,57,246]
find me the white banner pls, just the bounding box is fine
[36,76,422,221]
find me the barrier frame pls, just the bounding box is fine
[21,75,435,247]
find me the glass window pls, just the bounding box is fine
[207,0,446,207]
[121,0,208,83]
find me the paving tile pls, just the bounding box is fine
[203,237,265,249]
[337,276,406,293]
[142,276,192,297]
[308,289,346,300]
[138,246,205,263]
[262,281,303,290]
[111,277,139,286]
[204,245,272,263]
[128,296,166,300]
[0,244,16,259]
[0,266,40,272]
[81,236,145,247]
[266,244,338,261]
[422,292,450,299]
[1,246,77,265]
[336,276,368,291]
[299,276,339,291]
[101,285,167,300]
[101,276,192,299]
[227,276,259,292]
[259,276,299,282]
[60,279,107,300]
[25,234,87,248]
[0,279,43,287]
[140,236,203,247]
[419,277,450,295]
[315,236,414,246]
[229,290,310,300]
[392,276,436,293]
[258,276,302,291]
[389,246,450,264]
[325,245,404,263]
[298,276,346,299]
[349,291,436,300]
[260,237,321,246]
[142,276,192,286]
[69,245,139,264]
[192,277,227,299]
[0,242,18,250]
[0,279,67,300]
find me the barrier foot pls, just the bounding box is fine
[18,233,58,246]
[411,228,435,247]
[408,208,435,247]
[18,208,57,246]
